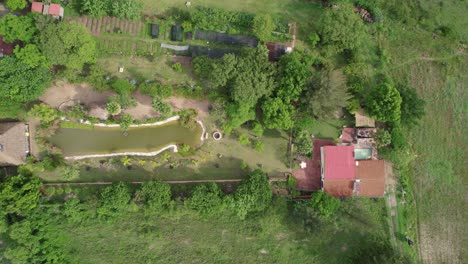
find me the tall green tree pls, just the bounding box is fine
[187,183,224,217]
[0,14,36,43]
[398,85,425,127]
[366,83,402,122]
[0,57,51,104]
[230,170,272,219]
[319,3,368,54]
[39,21,96,70]
[276,52,312,103]
[261,97,294,130]
[252,14,275,42]
[304,69,350,119]
[13,44,48,68]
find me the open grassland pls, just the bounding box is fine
[46,197,390,264]
[388,50,467,263]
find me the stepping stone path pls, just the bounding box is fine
[68,16,145,37]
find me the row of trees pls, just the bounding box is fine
[0,168,274,262]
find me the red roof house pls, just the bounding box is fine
[320,145,386,198]
[31,2,43,13]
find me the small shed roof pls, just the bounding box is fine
[0,122,28,166]
[31,2,43,13]
[355,109,375,127]
[151,24,159,38]
[171,25,183,42]
[48,4,61,16]
[0,36,14,56]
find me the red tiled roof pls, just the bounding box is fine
[355,160,386,197]
[323,179,354,197]
[31,2,43,13]
[339,128,355,143]
[48,4,61,15]
[323,146,355,180]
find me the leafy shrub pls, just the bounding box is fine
[294,131,312,157]
[29,104,59,124]
[179,109,198,128]
[106,101,121,116]
[61,167,80,181]
[252,14,275,41]
[140,82,173,98]
[81,0,142,20]
[171,62,183,73]
[253,140,264,152]
[309,191,340,219]
[111,79,135,96]
[152,98,172,117]
[238,133,250,145]
[119,114,133,131]
[251,122,264,137]
[190,7,254,32]
[375,129,391,149]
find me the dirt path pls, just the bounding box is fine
[165,97,210,119]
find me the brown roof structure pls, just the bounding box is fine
[323,179,354,197]
[0,122,29,166]
[355,160,386,197]
[355,109,375,127]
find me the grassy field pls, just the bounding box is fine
[383,15,467,262]
[45,197,390,264]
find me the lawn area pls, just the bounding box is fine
[97,54,193,85]
[46,197,390,264]
[140,0,323,38]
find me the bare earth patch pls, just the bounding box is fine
[165,97,210,119]
[40,82,113,108]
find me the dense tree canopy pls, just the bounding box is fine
[13,44,48,68]
[230,170,272,219]
[135,181,172,213]
[366,83,402,122]
[398,85,425,127]
[39,21,96,70]
[309,191,341,219]
[0,57,51,103]
[0,14,36,43]
[261,97,295,129]
[97,182,131,220]
[187,183,224,217]
[319,3,368,54]
[276,52,313,103]
[0,175,42,218]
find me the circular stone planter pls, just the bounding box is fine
[213,131,222,140]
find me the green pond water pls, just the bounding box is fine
[49,121,202,157]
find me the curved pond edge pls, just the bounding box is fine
[63,116,206,160]
[65,144,178,160]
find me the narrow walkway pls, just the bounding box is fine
[43,179,242,186]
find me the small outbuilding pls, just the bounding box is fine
[150,24,159,39]
[171,25,183,42]
[0,36,14,57]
